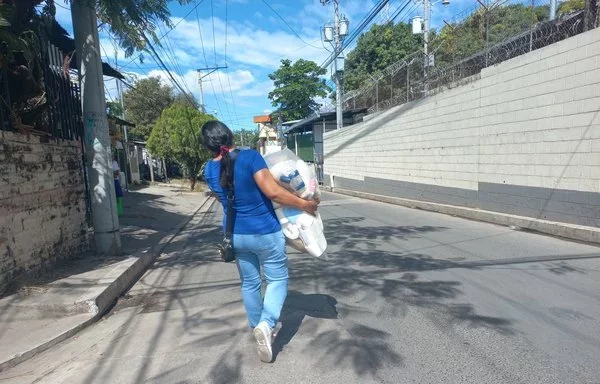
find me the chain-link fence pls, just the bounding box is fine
[344,0,595,115]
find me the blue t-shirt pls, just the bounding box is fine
[205,149,281,235]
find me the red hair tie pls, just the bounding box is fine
[219,145,230,157]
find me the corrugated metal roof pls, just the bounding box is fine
[284,108,368,134]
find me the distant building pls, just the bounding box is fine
[108,115,136,188]
[283,108,367,184]
[254,115,281,155]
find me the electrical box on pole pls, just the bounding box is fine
[412,16,422,34]
[339,16,349,37]
[323,25,334,42]
[335,56,345,72]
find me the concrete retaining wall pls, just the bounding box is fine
[324,27,600,230]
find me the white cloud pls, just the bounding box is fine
[202,69,255,92]
[237,80,273,97]
[141,68,267,102]
[167,16,329,70]
[99,38,128,63]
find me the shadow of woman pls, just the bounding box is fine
[272,290,338,361]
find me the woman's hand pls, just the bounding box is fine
[254,169,321,215]
[301,199,319,216]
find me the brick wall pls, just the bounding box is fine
[0,131,90,293]
[324,27,600,228]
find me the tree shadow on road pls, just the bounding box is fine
[92,210,518,383]
[285,215,519,367]
[272,290,339,360]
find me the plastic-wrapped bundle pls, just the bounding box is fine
[264,149,327,258]
[264,149,321,200]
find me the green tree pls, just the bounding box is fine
[106,101,123,117]
[233,129,260,148]
[435,3,553,66]
[268,59,330,122]
[122,77,175,140]
[557,0,585,15]
[173,92,200,110]
[147,103,213,190]
[344,22,422,92]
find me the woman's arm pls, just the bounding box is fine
[254,169,319,215]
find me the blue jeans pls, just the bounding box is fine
[233,230,288,329]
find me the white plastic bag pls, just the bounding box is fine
[264,149,327,258]
[264,149,321,200]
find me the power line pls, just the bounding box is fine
[196,5,223,116]
[225,0,229,60]
[211,0,218,64]
[209,0,234,122]
[157,22,195,97]
[216,73,234,121]
[344,0,398,47]
[224,0,241,124]
[121,0,206,70]
[229,37,324,69]
[224,70,239,119]
[320,0,397,70]
[391,0,418,23]
[140,32,196,106]
[260,0,324,49]
[196,6,211,70]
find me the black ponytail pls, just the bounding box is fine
[201,120,234,189]
[220,151,234,189]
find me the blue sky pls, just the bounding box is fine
[55,0,476,132]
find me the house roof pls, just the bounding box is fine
[49,19,125,80]
[107,114,136,127]
[253,115,272,123]
[280,119,303,126]
[284,108,368,134]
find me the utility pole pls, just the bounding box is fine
[196,65,227,113]
[333,0,342,131]
[549,0,557,20]
[114,48,129,192]
[416,0,450,95]
[476,0,490,66]
[197,72,204,113]
[423,0,430,95]
[322,0,349,130]
[71,1,121,255]
[113,47,125,119]
[385,2,390,23]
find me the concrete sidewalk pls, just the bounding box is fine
[0,184,214,372]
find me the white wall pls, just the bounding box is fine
[324,28,600,227]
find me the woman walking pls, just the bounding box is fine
[202,120,318,363]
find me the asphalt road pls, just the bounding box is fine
[1,192,599,384]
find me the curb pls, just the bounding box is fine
[0,194,215,372]
[331,188,600,245]
[93,194,215,315]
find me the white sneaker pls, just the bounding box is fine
[272,322,282,340]
[253,321,273,363]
